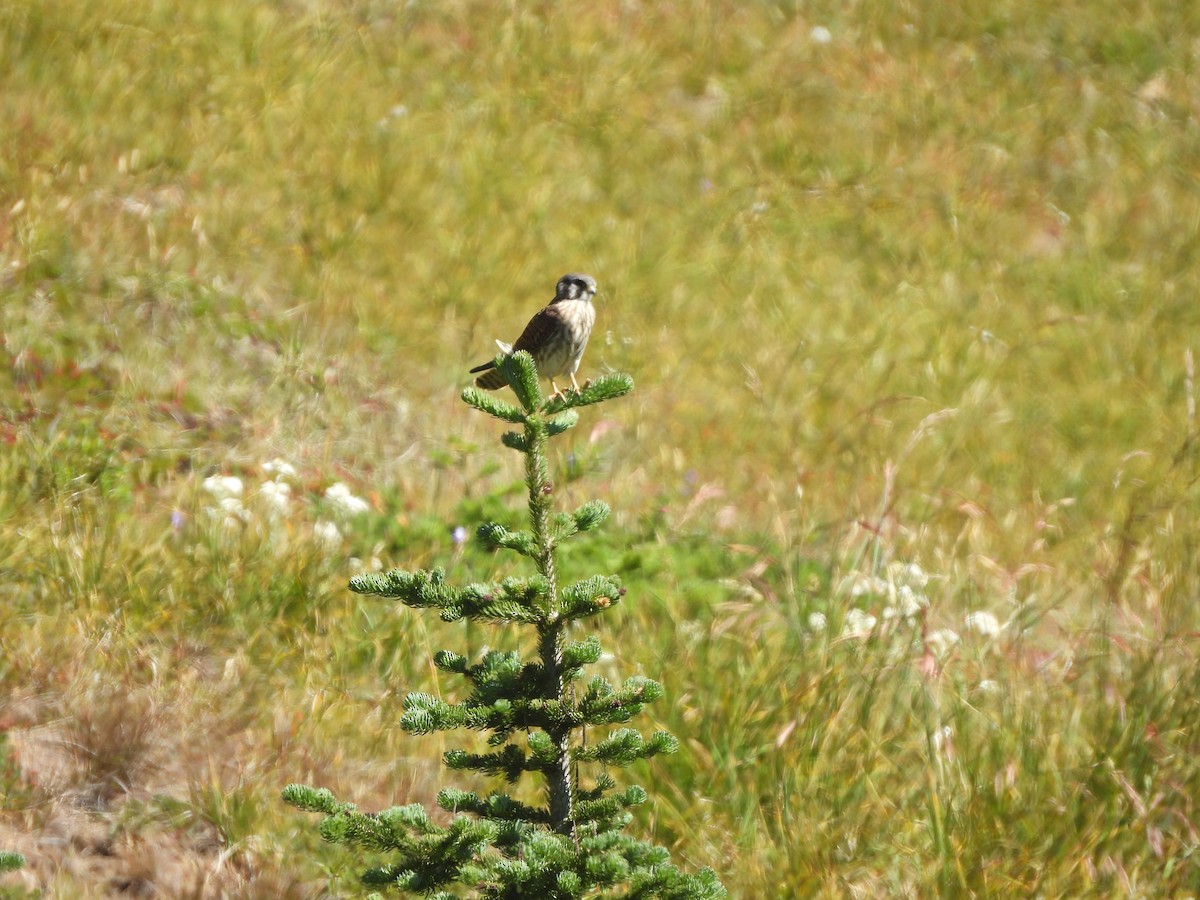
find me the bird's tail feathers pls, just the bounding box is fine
[474,369,508,390]
[469,339,514,374]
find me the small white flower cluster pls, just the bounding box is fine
[203,474,244,499]
[964,610,1003,637]
[313,482,371,551]
[324,482,370,517]
[262,458,297,480]
[839,562,931,638]
[924,628,960,658]
[885,584,927,622]
[260,480,292,517]
[259,457,297,518]
[842,607,877,637]
[200,458,304,532]
[202,475,249,530]
[313,519,344,550]
[193,461,380,559]
[925,610,1007,659]
[823,562,1012,682]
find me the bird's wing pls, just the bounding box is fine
[511,304,565,353]
[469,308,556,374]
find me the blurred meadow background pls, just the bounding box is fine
[3,0,1200,895]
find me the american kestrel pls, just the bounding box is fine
[470,273,598,397]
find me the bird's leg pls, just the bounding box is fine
[569,373,581,393]
[548,378,563,401]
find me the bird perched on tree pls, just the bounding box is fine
[470,273,598,398]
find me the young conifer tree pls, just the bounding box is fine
[284,351,725,899]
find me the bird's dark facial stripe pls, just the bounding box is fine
[556,273,597,300]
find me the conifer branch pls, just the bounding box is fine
[541,373,634,414]
[545,410,580,436]
[444,745,530,782]
[438,788,548,823]
[578,675,665,725]
[399,692,467,734]
[561,574,625,620]
[561,635,603,668]
[500,429,529,452]
[433,650,469,673]
[460,386,526,423]
[575,728,679,764]
[575,783,646,827]
[476,522,538,556]
[349,567,478,609]
[501,350,542,412]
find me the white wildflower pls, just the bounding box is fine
[843,608,877,637]
[208,495,249,531]
[263,458,297,480]
[810,25,833,44]
[313,519,343,549]
[203,475,243,500]
[807,612,827,633]
[325,482,370,517]
[883,603,923,624]
[849,574,888,598]
[925,629,960,657]
[965,610,1002,637]
[259,480,292,516]
[896,584,928,620]
[219,496,249,521]
[977,679,1001,694]
[892,564,926,592]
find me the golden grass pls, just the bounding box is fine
[3,0,1200,895]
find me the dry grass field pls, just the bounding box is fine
[2,0,1200,895]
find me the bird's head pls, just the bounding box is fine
[555,273,598,302]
